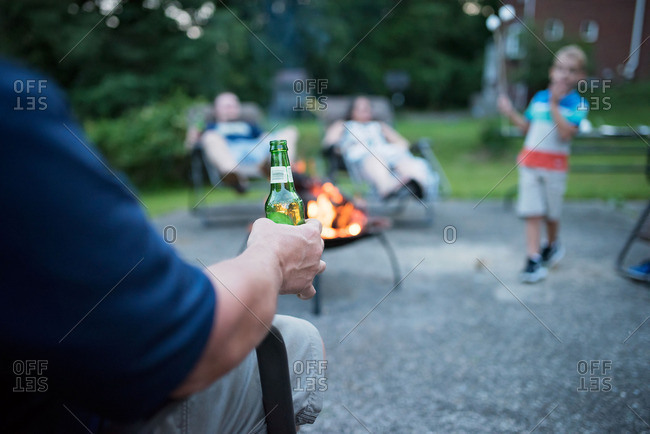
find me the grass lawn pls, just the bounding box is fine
[140,82,650,217]
[140,184,267,217]
[391,116,649,201]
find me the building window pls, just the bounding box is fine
[580,20,599,43]
[505,23,525,60]
[544,19,564,41]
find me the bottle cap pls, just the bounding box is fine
[270,140,288,151]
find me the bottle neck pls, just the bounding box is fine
[269,149,296,191]
[270,148,291,167]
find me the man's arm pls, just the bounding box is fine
[171,219,326,398]
[0,59,324,421]
[497,94,530,134]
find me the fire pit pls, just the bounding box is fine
[237,178,403,315]
[321,217,389,248]
[303,181,402,315]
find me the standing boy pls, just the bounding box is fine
[498,45,588,283]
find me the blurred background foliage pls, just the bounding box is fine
[83,91,197,186]
[1,0,497,119]
[3,0,648,199]
[0,0,499,187]
[509,25,595,97]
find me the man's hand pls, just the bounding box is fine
[172,219,325,398]
[247,218,326,300]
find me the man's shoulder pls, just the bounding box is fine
[1,57,70,124]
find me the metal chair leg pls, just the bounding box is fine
[376,232,402,289]
[616,199,650,275]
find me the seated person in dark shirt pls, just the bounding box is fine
[0,59,325,433]
[196,92,299,191]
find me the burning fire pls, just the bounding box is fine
[307,182,367,239]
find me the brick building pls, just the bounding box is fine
[501,0,649,80]
[473,0,649,115]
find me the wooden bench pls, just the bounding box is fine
[570,125,650,174]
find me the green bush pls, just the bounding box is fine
[478,118,520,157]
[84,92,202,188]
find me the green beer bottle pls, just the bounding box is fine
[265,140,305,225]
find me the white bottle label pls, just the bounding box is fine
[270,166,288,184]
[287,168,294,183]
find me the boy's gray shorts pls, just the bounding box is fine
[517,166,567,221]
[110,315,325,433]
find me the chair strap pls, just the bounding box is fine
[255,326,296,434]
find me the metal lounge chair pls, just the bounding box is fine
[185,102,267,223]
[616,145,650,283]
[319,96,450,225]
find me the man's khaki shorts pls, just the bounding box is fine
[109,315,325,433]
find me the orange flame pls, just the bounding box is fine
[307,182,367,239]
[293,159,307,174]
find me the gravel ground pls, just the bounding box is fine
[154,199,650,433]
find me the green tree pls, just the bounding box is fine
[0,1,276,118]
[296,0,494,108]
[1,0,497,116]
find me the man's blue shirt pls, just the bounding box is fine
[0,59,216,431]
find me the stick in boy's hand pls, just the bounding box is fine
[497,94,514,116]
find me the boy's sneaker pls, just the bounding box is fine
[540,241,565,268]
[520,257,548,283]
[626,259,650,281]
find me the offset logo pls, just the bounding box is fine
[293,360,328,392]
[163,225,177,244]
[577,360,612,392]
[13,360,48,392]
[14,79,48,111]
[577,79,611,112]
[443,225,457,244]
[293,79,328,111]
